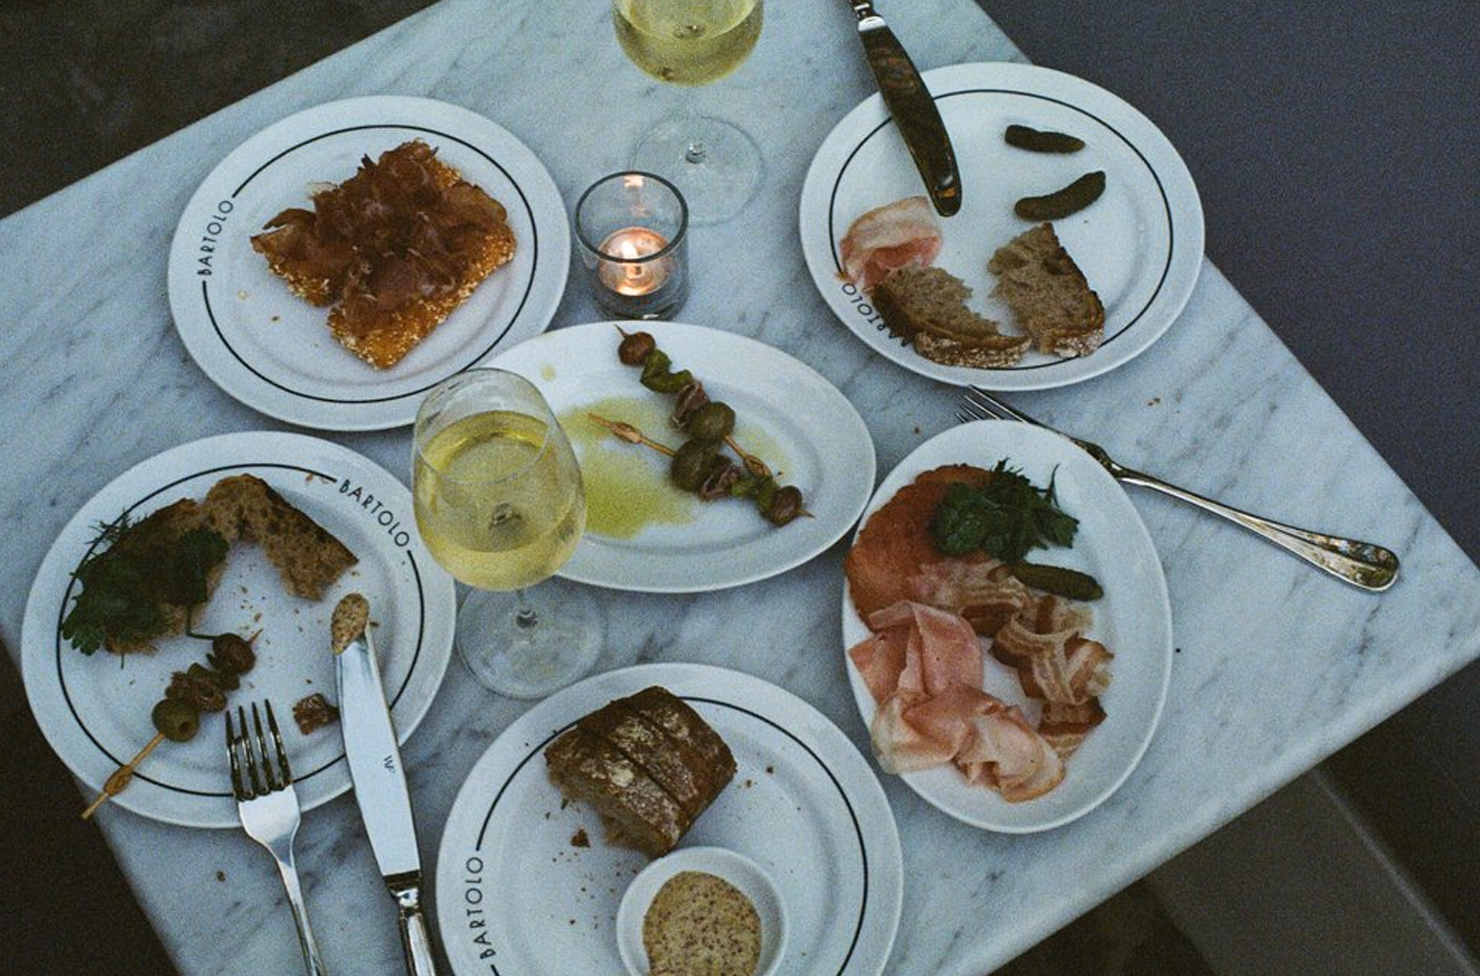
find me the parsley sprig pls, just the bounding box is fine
[929,460,1078,563]
[60,512,229,655]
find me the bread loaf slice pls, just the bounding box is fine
[873,266,1031,369]
[545,727,691,857]
[579,702,716,820]
[201,475,357,601]
[988,223,1105,357]
[621,687,737,785]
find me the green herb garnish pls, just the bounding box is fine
[60,511,228,655]
[929,460,1078,563]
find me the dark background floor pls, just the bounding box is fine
[3,1,1477,974]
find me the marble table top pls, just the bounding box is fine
[4,0,1479,973]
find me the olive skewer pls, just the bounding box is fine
[586,412,811,525]
[78,628,260,819]
[80,732,167,820]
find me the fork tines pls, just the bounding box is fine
[226,701,292,801]
[961,386,1033,424]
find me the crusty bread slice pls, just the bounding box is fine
[324,149,516,369]
[873,266,1031,369]
[252,141,517,370]
[579,702,716,821]
[621,687,737,786]
[201,475,357,601]
[988,223,1105,357]
[545,727,691,857]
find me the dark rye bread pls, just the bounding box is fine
[988,222,1105,357]
[545,727,689,857]
[873,266,1031,369]
[545,687,735,858]
[621,687,737,784]
[578,703,715,820]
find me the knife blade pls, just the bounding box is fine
[333,594,439,976]
[846,0,961,216]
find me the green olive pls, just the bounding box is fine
[670,439,719,492]
[685,402,735,442]
[152,698,201,742]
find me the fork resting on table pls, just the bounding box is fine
[958,387,1400,592]
[227,701,330,976]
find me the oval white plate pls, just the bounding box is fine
[800,62,1204,390]
[434,663,902,976]
[490,321,876,593]
[21,432,456,828]
[168,96,569,430]
[840,421,1173,832]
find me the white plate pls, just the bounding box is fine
[434,663,903,976]
[20,432,457,828]
[800,62,1204,390]
[490,321,876,592]
[840,421,1173,832]
[168,96,569,430]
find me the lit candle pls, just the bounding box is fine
[597,226,671,296]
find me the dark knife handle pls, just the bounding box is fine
[851,4,961,215]
[390,876,439,976]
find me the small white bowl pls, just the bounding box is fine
[616,846,787,976]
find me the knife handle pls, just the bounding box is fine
[392,880,439,976]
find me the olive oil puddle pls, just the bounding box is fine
[560,396,696,539]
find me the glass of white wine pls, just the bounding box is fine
[413,369,601,698]
[613,0,764,225]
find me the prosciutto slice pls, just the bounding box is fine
[838,196,943,292]
[848,600,1064,802]
[993,598,1111,705]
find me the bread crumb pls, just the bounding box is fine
[571,829,590,848]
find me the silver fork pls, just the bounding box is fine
[227,702,330,976]
[959,386,1400,591]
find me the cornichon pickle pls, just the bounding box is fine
[1010,562,1104,600]
[1004,124,1085,153]
[1014,171,1106,221]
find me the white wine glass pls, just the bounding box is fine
[412,369,601,698]
[612,0,764,224]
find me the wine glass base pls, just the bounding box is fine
[631,114,762,225]
[455,580,604,699]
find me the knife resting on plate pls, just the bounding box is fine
[844,0,961,216]
[333,594,439,976]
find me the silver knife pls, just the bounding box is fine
[333,594,439,976]
[846,0,962,216]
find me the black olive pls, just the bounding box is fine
[766,485,804,525]
[685,402,735,442]
[670,439,719,492]
[210,632,256,674]
[152,698,201,742]
[618,330,656,366]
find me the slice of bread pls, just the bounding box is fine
[620,687,737,785]
[579,702,716,820]
[873,266,1031,369]
[201,475,357,601]
[545,727,691,857]
[988,223,1105,357]
[251,140,517,370]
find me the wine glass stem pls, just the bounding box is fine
[513,589,539,630]
[683,96,707,165]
